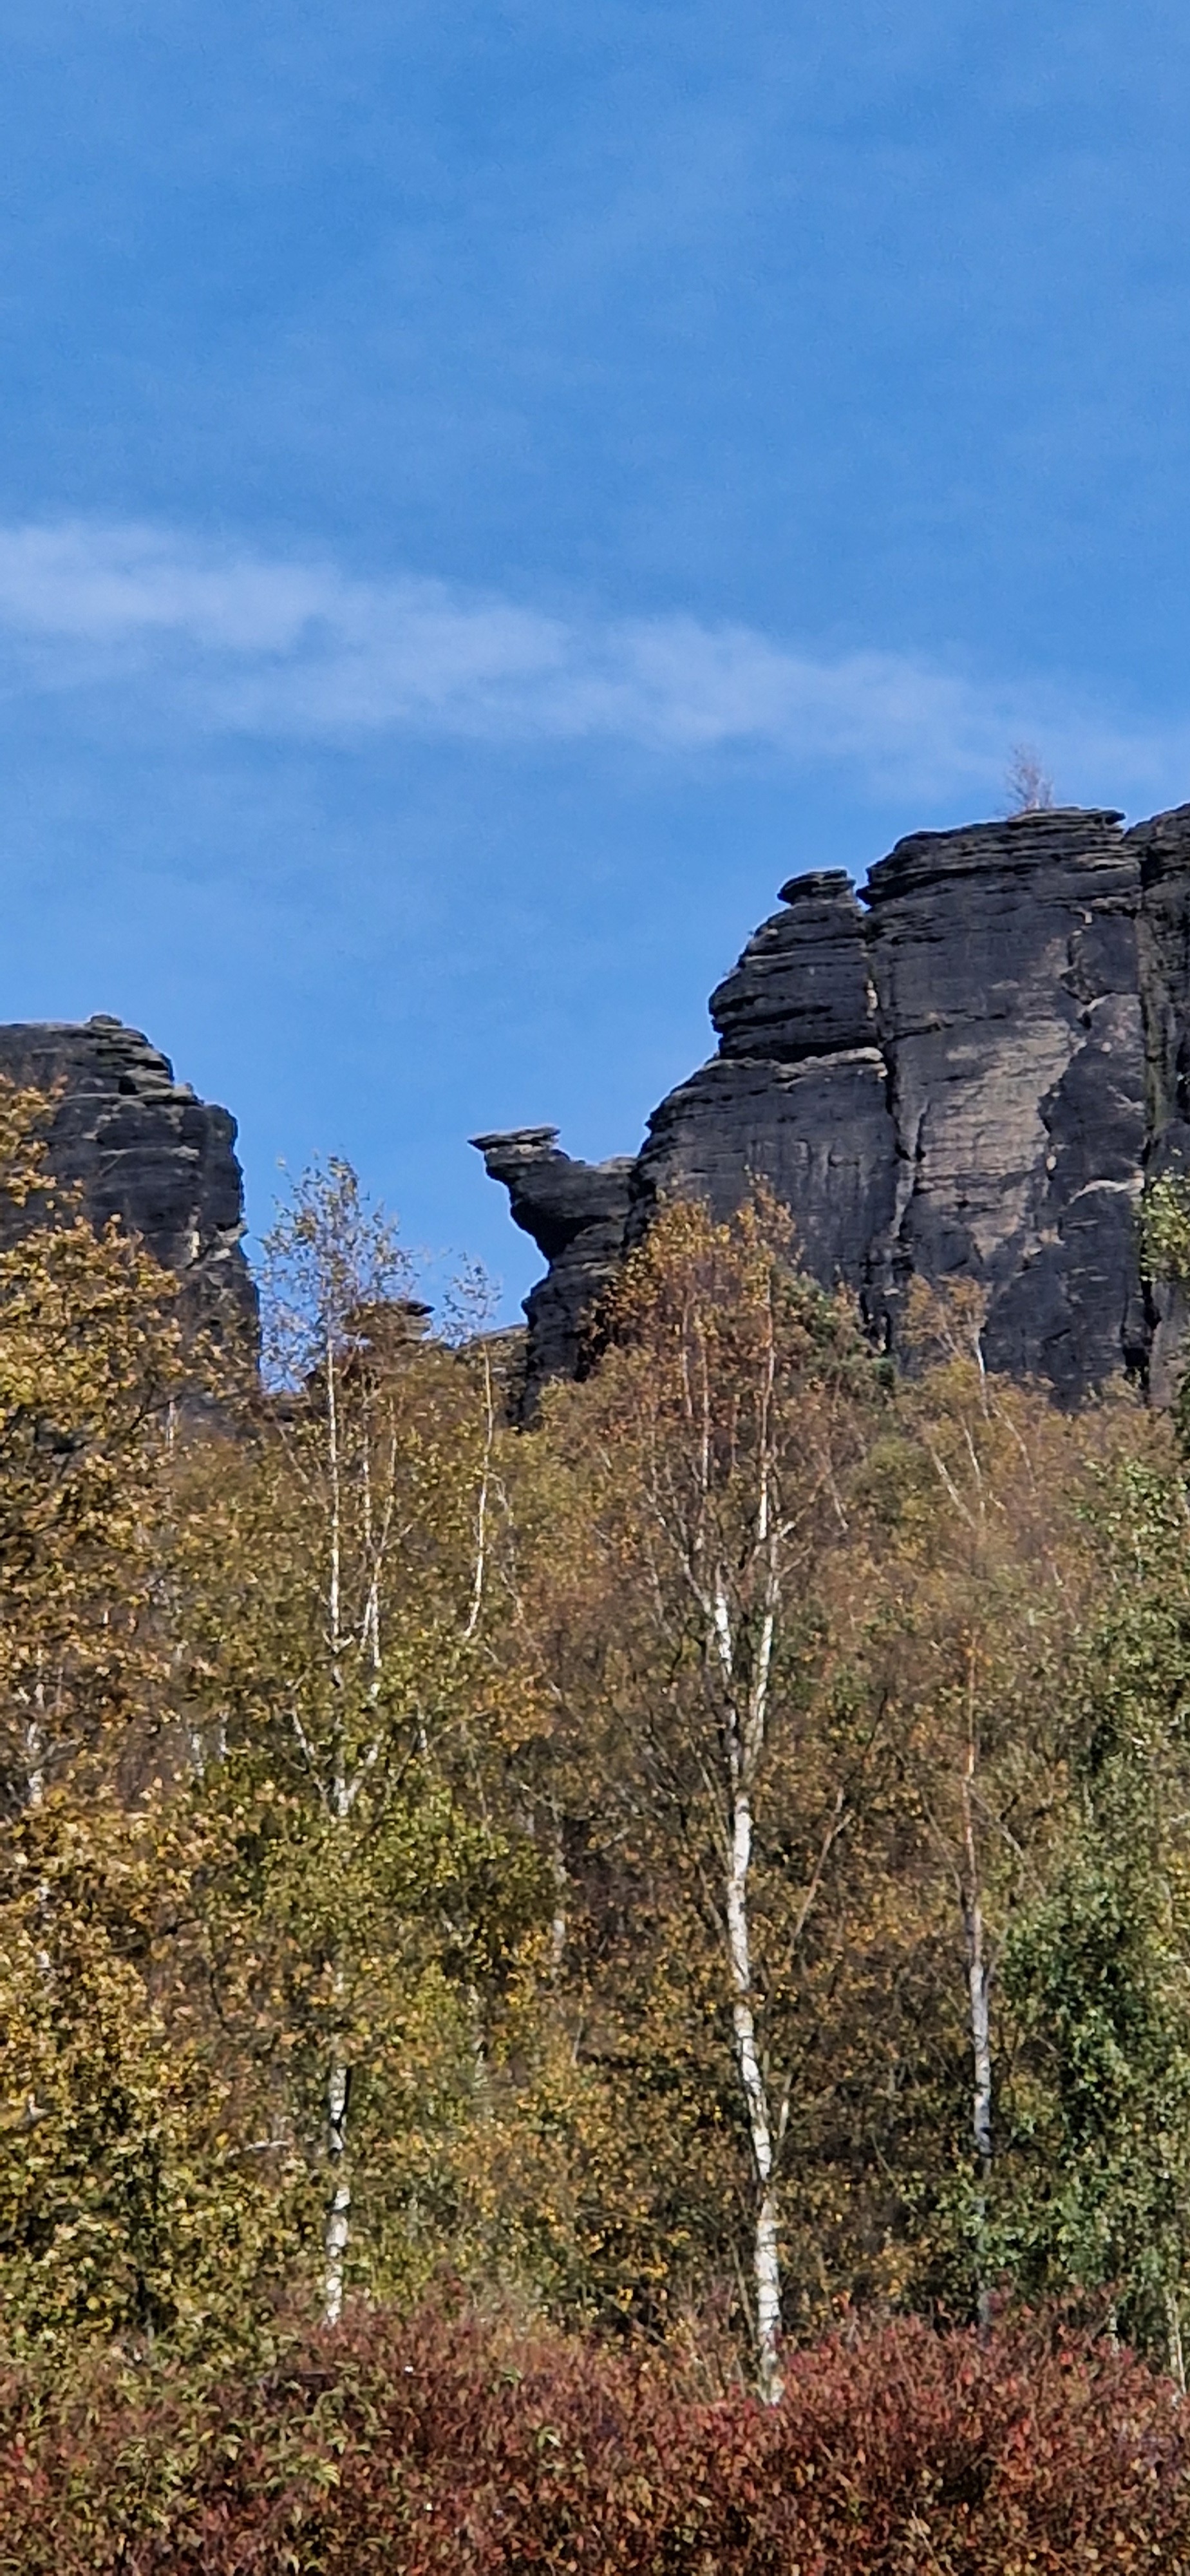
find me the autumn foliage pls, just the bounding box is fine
[2,2300,1188,2574]
[11,1076,1190,2568]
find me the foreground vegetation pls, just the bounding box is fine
[5,2302,1187,2573]
[8,1079,1190,2553]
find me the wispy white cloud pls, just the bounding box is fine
[0,518,1180,805]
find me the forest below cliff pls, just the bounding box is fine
[8,1075,1190,2566]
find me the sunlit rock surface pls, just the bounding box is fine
[0,1014,256,1350]
[477,804,1190,1408]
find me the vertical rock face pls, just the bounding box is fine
[475,803,1190,1408]
[862,810,1148,1398]
[0,1015,256,1349]
[1130,804,1190,1399]
[629,870,898,1294]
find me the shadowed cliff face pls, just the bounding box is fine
[0,1016,256,1353]
[475,804,1190,1410]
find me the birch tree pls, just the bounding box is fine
[867,1283,1129,2321]
[523,1197,885,2398]
[261,1161,421,2322]
[175,1160,545,2324]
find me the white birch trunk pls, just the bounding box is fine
[709,1387,786,2407]
[1167,2287,1187,2398]
[326,1327,342,1668]
[323,2058,350,2326]
[965,1895,994,2328]
[24,1719,44,1812]
[323,1747,354,2325]
[549,1818,568,1974]
[462,1342,495,1642]
[967,1915,992,2172]
[960,1694,993,2328]
[726,1779,783,2403]
[321,1321,355,2327]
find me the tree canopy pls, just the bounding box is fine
[3,1088,1190,2405]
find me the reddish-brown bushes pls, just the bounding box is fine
[1,2302,1188,2573]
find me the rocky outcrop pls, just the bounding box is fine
[0,1015,256,1350]
[469,1127,636,1386]
[475,804,1190,1409]
[630,871,898,1330]
[1132,803,1190,1399]
[857,808,1148,1399]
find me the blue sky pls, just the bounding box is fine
[3,0,1190,1314]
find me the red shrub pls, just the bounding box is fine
[1,2304,1187,2573]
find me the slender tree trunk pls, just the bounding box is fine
[462,1342,495,1642]
[960,1672,993,2329]
[753,2181,782,2400]
[24,1721,44,1811]
[549,1811,568,1975]
[963,1890,993,2328]
[708,1455,784,2403]
[726,1781,783,2403]
[324,1689,354,2325]
[966,1904,992,2174]
[326,1330,343,1669]
[323,2057,350,2326]
[1167,2288,1187,2398]
[24,1671,46,1808]
[321,1320,352,2328]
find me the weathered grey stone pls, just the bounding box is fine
[630,1050,898,1293]
[862,810,1148,1396]
[469,1128,636,1400]
[475,802,1190,1408]
[1128,801,1190,1399]
[0,1015,256,1352]
[708,869,875,1062]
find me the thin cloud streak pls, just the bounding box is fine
[0,520,1181,804]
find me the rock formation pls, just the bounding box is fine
[475,803,1190,1408]
[0,1014,256,1349]
[468,1126,637,1388]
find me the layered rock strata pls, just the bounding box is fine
[0,1015,256,1350]
[475,804,1190,1408]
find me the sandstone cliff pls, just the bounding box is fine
[0,1015,255,1349]
[475,803,1190,1407]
